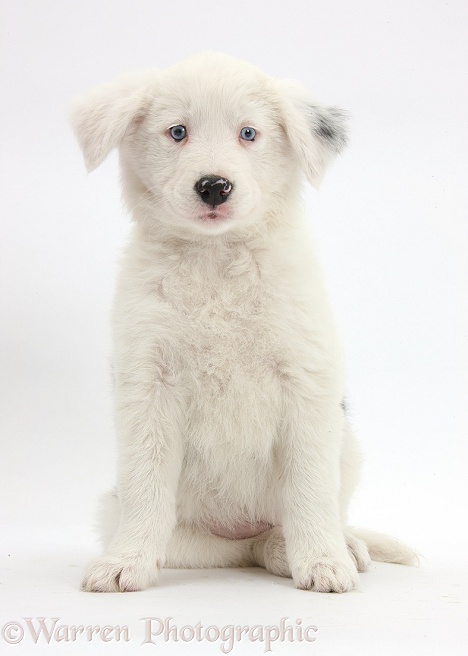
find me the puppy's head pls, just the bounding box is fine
[70,53,347,237]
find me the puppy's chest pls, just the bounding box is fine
[158,249,284,385]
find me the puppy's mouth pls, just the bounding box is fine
[197,208,230,222]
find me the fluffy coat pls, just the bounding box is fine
[71,53,417,593]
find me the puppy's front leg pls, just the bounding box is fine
[281,395,358,593]
[82,370,185,593]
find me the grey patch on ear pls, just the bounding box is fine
[308,106,348,154]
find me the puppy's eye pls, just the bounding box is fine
[169,125,187,141]
[240,126,256,142]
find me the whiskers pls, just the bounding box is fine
[125,180,161,216]
[123,182,166,243]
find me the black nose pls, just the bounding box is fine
[195,175,233,207]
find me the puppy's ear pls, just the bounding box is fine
[69,72,153,171]
[275,80,348,187]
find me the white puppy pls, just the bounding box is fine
[71,53,417,593]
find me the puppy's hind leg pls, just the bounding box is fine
[94,500,279,573]
[253,527,370,578]
[165,524,258,568]
[166,525,294,578]
[252,527,291,578]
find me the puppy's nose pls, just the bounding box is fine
[195,175,233,207]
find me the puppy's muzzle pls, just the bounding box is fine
[195,175,233,208]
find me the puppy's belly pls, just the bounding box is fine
[209,521,274,540]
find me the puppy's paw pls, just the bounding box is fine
[345,532,371,572]
[292,554,358,593]
[81,554,160,593]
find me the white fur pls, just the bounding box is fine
[71,53,417,594]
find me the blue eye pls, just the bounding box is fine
[240,126,256,141]
[169,125,187,141]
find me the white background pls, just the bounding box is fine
[1,0,467,654]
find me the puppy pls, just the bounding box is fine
[71,53,417,593]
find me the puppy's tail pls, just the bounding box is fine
[347,526,420,566]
